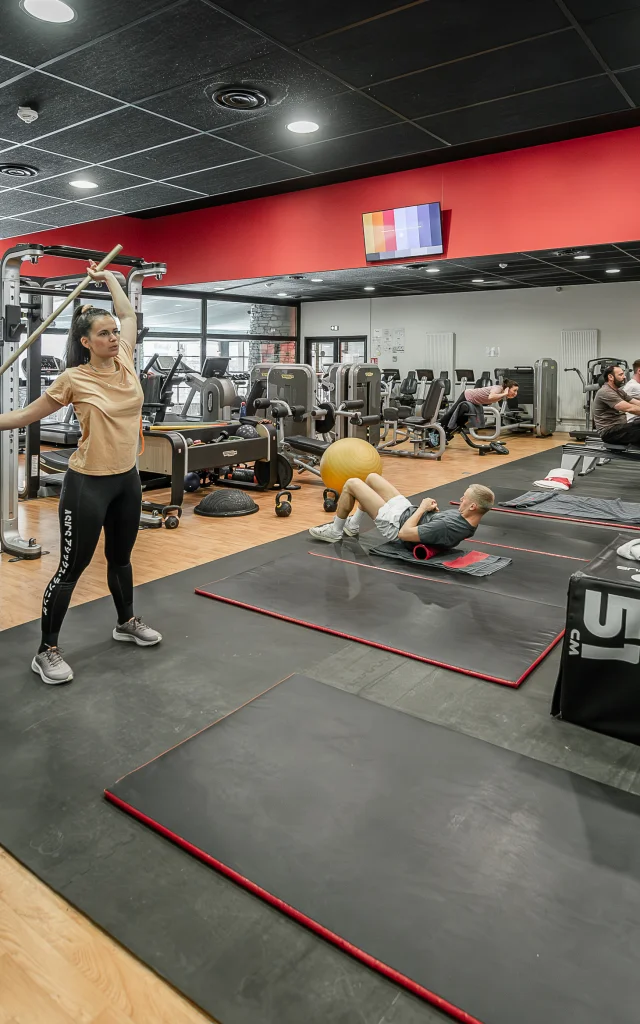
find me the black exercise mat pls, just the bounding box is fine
[107,673,640,1024]
[499,490,640,523]
[451,485,640,532]
[197,547,567,685]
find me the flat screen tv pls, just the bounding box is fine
[363,202,443,262]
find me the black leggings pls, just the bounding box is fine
[41,467,141,649]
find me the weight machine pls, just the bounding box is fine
[564,357,630,438]
[1,243,167,559]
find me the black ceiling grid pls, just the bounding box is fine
[0,0,639,235]
[172,241,640,301]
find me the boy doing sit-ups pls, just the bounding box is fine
[309,474,495,549]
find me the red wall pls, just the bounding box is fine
[3,126,640,286]
[0,215,145,280]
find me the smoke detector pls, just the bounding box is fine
[211,87,268,110]
[0,163,38,178]
[17,105,39,124]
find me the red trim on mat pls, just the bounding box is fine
[470,539,588,561]
[195,587,563,687]
[104,790,486,1024]
[450,500,640,532]
[308,550,458,586]
[110,675,293,784]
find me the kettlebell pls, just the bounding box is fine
[323,488,339,514]
[275,490,292,517]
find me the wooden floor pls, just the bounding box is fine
[0,432,564,1024]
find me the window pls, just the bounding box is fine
[206,300,296,338]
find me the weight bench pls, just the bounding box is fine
[561,440,640,475]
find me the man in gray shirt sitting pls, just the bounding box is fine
[309,473,494,548]
[593,365,640,445]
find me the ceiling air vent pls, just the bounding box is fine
[211,87,268,111]
[0,163,38,178]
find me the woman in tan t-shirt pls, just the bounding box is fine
[0,262,162,685]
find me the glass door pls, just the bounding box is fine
[305,338,339,373]
[339,337,366,364]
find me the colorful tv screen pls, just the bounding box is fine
[363,202,443,262]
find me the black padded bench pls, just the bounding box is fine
[561,440,640,475]
[285,435,331,457]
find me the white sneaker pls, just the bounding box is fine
[343,516,360,538]
[308,523,344,543]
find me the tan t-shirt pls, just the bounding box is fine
[46,340,143,475]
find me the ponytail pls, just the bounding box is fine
[64,304,111,367]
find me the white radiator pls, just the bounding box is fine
[425,332,455,385]
[559,329,598,425]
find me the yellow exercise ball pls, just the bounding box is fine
[320,437,383,494]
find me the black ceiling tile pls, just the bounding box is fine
[16,162,150,201]
[138,48,344,131]
[275,122,443,172]
[365,31,601,119]
[0,71,121,147]
[298,0,569,87]
[0,216,54,238]
[35,106,198,162]
[0,145,88,187]
[565,1,640,22]
[0,189,64,217]
[51,2,271,103]
[212,0,411,46]
[581,9,640,70]
[617,68,640,104]
[0,57,29,86]
[107,133,247,179]
[417,76,626,145]
[2,1,172,64]
[168,155,308,194]
[80,182,206,213]
[212,91,400,154]
[15,203,118,227]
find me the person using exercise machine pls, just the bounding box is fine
[0,262,161,685]
[592,365,640,445]
[623,359,640,421]
[309,473,494,547]
[464,378,518,406]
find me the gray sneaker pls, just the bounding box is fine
[31,647,74,685]
[113,616,162,646]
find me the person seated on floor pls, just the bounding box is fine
[593,364,640,445]
[465,378,519,407]
[309,473,495,548]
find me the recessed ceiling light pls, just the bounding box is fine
[364,286,375,291]
[426,267,440,274]
[606,268,621,274]
[20,0,76,23]
[286,121,319,134]
[472,278,484,283]
[69,179,98,189]
[311,277,324,282]
[574,254,590,260]
[277,292,288,297]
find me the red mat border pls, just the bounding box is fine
[195,587,564,687]
[105,676,485,1024]
[450,500,640,531]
